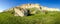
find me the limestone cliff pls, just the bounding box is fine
[4,4,60,17]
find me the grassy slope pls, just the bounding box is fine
[0,11,60,24]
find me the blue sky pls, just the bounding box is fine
[0,0,60,12]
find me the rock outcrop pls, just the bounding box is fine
[4,3,60,17]
[14,4,41,17]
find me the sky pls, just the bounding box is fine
[0,0,60,12]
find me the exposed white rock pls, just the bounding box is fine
[41,6,60,11]
[3,3,60,17]
[14,4,41,17]
[0,10,3,13]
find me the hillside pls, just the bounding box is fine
[0,10,60,24]
[3,4,60,17]
[0,4,60,24]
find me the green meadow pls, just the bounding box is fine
[0,11,60,24]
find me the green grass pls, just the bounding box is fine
[0,11,60,24]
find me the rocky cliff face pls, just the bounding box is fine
[4,4,60,17]
[14,4,41,17]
